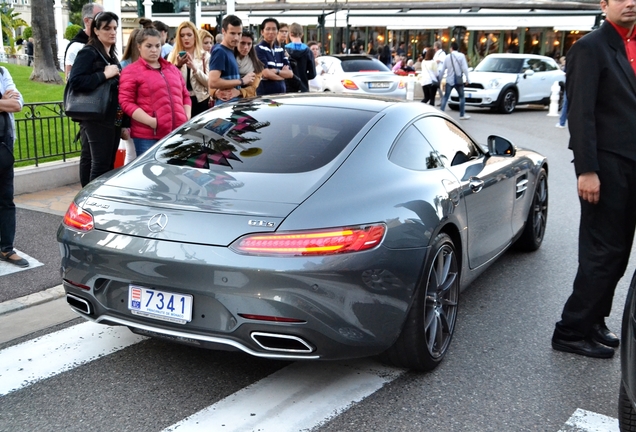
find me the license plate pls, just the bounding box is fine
[128,285,193,324]
[368,82,390,89]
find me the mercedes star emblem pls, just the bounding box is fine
[148,213,168,233]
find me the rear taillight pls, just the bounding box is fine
[231,224,386,256]
[341,79,359,90]
[63,202,94,232]
[398,80,406,89]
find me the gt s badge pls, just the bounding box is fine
[248,220,275,227]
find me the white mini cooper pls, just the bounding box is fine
[448,53,565,114]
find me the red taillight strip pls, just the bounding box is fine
[63,278,91,290]
[63,202,94,232]
[231,224,386,256]
[341,79,359,90]
[238,314,306,323]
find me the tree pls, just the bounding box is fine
[30,0,62,83]
[22,26,31,39]
[67,0,85,25]
[0,3,27,54]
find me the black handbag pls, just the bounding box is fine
[64,47,115,121]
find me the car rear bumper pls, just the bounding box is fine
[58,226,427,360]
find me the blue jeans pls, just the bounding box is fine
[133,138,158,157]
[559,93,568,127]
[0,140,15,253]
[440,84,466,117]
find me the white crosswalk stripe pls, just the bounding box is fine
[163,360,404,432]
[559,408,619,432]
[0,321,145,396]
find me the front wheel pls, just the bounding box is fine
[515,168,548,251]
[619,381,636,431]
[498,89,517,114]
[380,233,460,371]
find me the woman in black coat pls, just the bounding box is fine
[68,12,124,185]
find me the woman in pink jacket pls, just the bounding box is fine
[119,27,191,157]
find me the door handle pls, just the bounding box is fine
[469,178,484,193]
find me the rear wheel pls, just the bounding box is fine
[619,381,636,431]
[380,233,459,371]
[515,168,548,251]
[498,89,517,114]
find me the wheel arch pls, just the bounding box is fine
[495,83,518,104]
[438,222,463,274]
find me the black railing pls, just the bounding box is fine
[14,102,81,166]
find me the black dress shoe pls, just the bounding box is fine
[551,336,615,359]
[591,323,620,348]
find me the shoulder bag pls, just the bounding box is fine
[450,54,464,86]
[64,47,115,122]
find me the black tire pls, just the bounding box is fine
[620,381,636,431]
[515,168,548,251]
[498,88,517,114]
[448,103,459,111]
[380,233,459,371]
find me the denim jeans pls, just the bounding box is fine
[133,138,158,157]
[559,93,568,127]
[0,140,15,253]
[440,83,466,117]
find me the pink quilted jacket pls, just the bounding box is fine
[119,57,192,140]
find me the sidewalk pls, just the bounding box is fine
[14,183,81,216]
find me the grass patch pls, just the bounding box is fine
[1,63,81,166]
[1,63,65,107]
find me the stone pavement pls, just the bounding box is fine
[14,183,81,217]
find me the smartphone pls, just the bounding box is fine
[179,51,186,57]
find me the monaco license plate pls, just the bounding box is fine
[128,285,193,324]
[368,82,390,89]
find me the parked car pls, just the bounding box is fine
[620,271,636,430]
[58,94,548,371]
[315,54,407,98]
[448,53,564,114]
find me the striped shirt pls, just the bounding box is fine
[256,41,289,95]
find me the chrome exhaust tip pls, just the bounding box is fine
[66,293,92,315]
[251,332,314,353]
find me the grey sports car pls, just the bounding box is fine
[58,94,548,371]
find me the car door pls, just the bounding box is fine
[415,116,516,269]
[515,58,541,102]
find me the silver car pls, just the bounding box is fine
[58,94,548,371]
[316,55,407,98]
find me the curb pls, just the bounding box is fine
[0,284,65,316]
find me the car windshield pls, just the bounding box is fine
[155,98,376,173]
[340,57,390,72]
[474,57,524,74]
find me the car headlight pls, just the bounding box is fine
[487,78,501,89]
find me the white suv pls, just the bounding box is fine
[448,53,564,114]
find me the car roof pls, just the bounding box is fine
[320,55,377,61]
[260,93,401,111]
[484,53,555,60]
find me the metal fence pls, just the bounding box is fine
[14,102,81,166]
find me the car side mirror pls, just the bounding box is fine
[523,69,535,78]
[487,135,515,157]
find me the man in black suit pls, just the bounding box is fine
[552,0,636,359]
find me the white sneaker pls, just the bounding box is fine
[459,115,471,120]
[555,123,565,129]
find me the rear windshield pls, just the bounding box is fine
[474,57,523,74]
[340,57,390,73]
[155,98,376,173]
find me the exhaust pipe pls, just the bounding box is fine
[66,293,93,315]
[251,332,314,353]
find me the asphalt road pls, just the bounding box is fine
[0,105,630,432]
